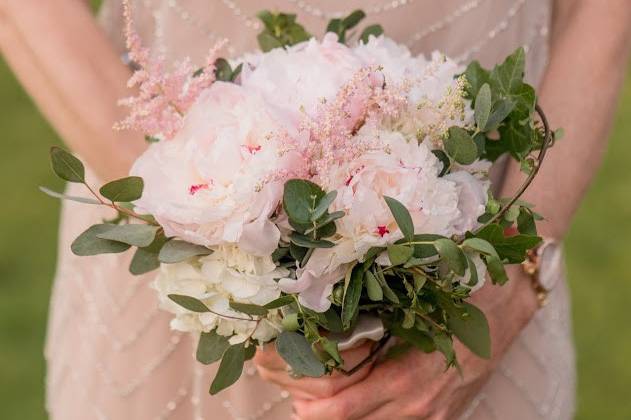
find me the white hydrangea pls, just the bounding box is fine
[153,245,287,344]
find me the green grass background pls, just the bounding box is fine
[1,9,630,420]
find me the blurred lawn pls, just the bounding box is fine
[0,48,630,420]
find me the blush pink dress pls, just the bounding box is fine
[45,1,576,419]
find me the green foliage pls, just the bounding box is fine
[229,301,268,317]
[49,146,85,183]
[197,330,230,365]
[39,186,100,205]
[158,240,213,263]
[445,302,491,359]
[444,127,479,165]
[256,11,312,52]
[434,238,467,276]
[71,224,131,256]
[384,196,414,241]
[342,265,363,329]
[210,343,246,394]
[95,224,159,247]
[167,294,211,313]
[360,24,384,43]
[213,58,243,82]
[99,176,144,202]
[276,332,326,377]
[463,47,541,162]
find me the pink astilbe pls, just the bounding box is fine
[297,66,409,186]
[115,0,226,139]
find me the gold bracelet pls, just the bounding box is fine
[521,238,562,308]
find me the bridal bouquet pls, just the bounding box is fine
[42,7,556,394]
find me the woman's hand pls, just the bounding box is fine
[254,266,539,420]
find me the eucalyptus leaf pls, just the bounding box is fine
[168,294,210,313]
[96,224,159,247]
[444,127,478,165]
[283,179,325,224]
[209,343,246,394]
[99,176,144,202]
[158,240,213,263]
[71,224,131,256]
[387,244,414,266]
[384,196,414,241]
[290,232,334,249]
[229,301,268,316]
[431,150,451,177]
[474,83,492,130]
[263,295,295,309]
[197,330,230,365]
[50,146,85,183]
[484,98,515,131]
[276,331,326,377]
[129,246,161,275]
[342,265,363,329]
[39,186,101,205]
[320,337,342,364]
[310,190,337,221]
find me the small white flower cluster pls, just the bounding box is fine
[132,33,490,339]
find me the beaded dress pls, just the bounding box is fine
[45,1,576,419]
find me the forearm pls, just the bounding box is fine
[500,0,631,239]
[0,0,145,181]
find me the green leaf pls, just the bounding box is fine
[494,234,541,263]
[431,150,451,176]
[461,238,498,257]
[214,58,233,82]
[168,294,210,313]
[39,186,101,205]
[484,98,515,131]
[50,146,85,183]
[99,176,144,202]
[463,61,490,98]
[209,343,246,394]
[320,337,342,364]
[433,333,455,365]
[365,271,383,302]
[342,265,363,329]
[341,10,366,29]
[485,254,509,285]
[158,240,213,263]
[263,295,295,309]
[257,32,283,52]
[517,208,537,235]
[387,244,414,266]
[444,127,478,165]
[433,238,467,276]
[388,323,435,353]
[281,313,300,331]
[384,196,414,241]
[310,190,337,221]
[490,47,525,95]
[71,224,131,256]
[283,179,325,224]
[229,301,268,316]
[230,63,243,82]
[290,232,335,249]
[465,254,479,287]
[197,330,230,365]
[96,224,159,247]
[129,246,161,275]
[276,332,326,377]
[359,24,384,43]
[446,302,491,359]
[474,83,492,131]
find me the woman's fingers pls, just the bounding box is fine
[254,340,376,399]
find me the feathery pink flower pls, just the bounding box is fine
[115,0,226,139]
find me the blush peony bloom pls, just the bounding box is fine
[282,129,489,311]
[131,82,304,256]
